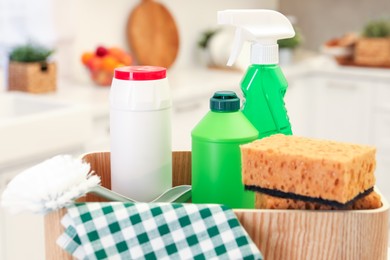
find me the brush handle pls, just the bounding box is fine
[152,185,192,203]
[90,186,136,203]
[89,185,192,203]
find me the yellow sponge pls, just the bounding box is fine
[241,134,376,205]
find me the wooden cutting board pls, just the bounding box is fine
[127,0,179,68]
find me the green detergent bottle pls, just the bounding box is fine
[218,9,295,138]
[191,91,258,209]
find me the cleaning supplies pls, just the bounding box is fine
[191,91,258,209]
[218,9,295,138]
[110,66,172,202]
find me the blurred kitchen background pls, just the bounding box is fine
[1,0,390,259]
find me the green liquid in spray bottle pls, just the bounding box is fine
[242,64,292,138]
[191,91,258,209]
[218,9,295,138]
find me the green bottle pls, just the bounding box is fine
[191,91,258,209]
[241,64,292,138]
[218,9,296,138]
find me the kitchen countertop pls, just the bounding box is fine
[7,66,247,119]
[296,55,390,80]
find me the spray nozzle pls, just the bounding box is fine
[218,9,295,66]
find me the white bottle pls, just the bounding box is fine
[110,66,172,202]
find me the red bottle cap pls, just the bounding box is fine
[114,66,166,81]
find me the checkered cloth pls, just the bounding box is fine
[57,202,263,260]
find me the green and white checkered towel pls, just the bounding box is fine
[57,202,263,260]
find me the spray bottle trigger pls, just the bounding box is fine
[227,28,256,66]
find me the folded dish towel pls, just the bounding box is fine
[57,202,263,260]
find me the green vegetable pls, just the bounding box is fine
[9,44,54,62]
[362,18,390,38]
[278,27,302,49]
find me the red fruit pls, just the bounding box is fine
[95,46,108,57]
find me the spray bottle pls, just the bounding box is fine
[218,9,295,138]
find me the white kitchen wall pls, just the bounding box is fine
[52,0,278,82]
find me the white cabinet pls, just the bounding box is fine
[0,167,45,260]
[0,172,6,260]
[285,76,314,137]
[305,75,373,144]
[287,73,380,144]
[372,82,390,201]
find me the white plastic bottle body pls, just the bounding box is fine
[110,69,172,202]
[110,108,172,202]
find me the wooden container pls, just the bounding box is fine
[45,151,389,260]
[354,38,390,67]
[8,61,57,93]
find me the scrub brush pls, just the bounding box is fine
[1,155,191,214]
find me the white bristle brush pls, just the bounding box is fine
[1,155,191,214]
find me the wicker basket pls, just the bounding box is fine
[8,61,57,93]
[354,38,390,67]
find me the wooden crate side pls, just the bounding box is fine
[45,209,72,260]
[172,151,192,186]
[235,208,389,260]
